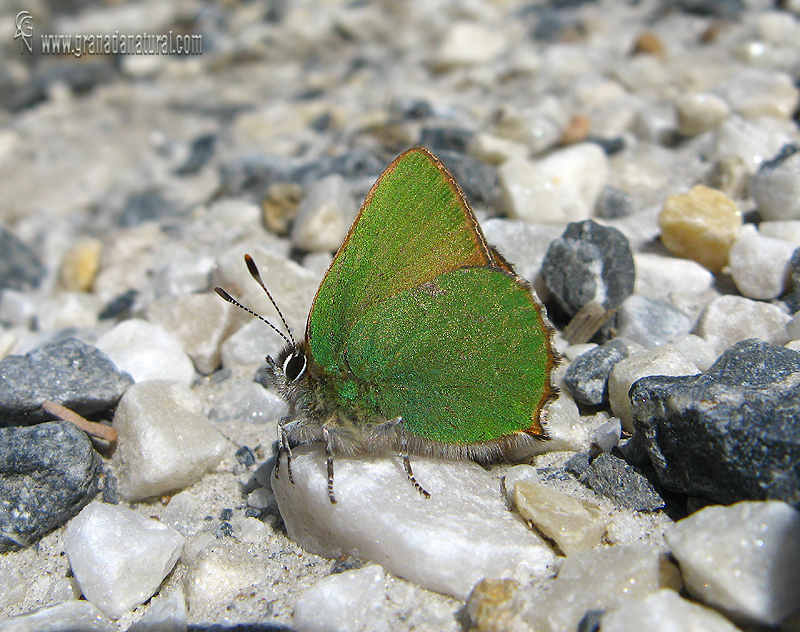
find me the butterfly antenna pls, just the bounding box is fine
[243,254,297,346]
[214,277,294,348]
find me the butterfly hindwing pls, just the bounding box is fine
[344,267,554,444]
[307,147,493,374]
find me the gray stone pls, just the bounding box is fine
[615,296,693,348]
[563,340,629,406]
[0,338,133,426]
[630,339,800,506]
[436,149,500,208]
[594,185,635,219]
[579,453,665,512]
[541,220,635,338]
[0,421,100,552]
[0,226,45,291]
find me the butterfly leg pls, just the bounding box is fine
[322,426,337,504]
[397,419,430,499]
[274,422,294,484]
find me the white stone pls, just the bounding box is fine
[126,587,188,632]
[65,502,184,620]
[293,565,388,632]
[0,565,25,608]
[759,220,800,246]
[207,379,286,425]
[609,347,700,433]
[601,589,741,632]
[290,175,357,252]
[563,343,597,362]
[666,500,800,626]
[522,545,682,632]
[756,11,800,46]
[271,445,556,601]
[207,198,262,230]
[0,600,115,632]
[499,144,609,224]
[729,225,796,299]
[749,150,800,221]
[184,544,262,613]
[112,380,230,501]
[467,133,528,165]
[160,490,207,537]
[695,294,791,356]
[591,416,622,453]
[482,219,564,284]
[713,69,800,120]
[233,517,271,544]
[713,115,794,174]
[675,92,731,137]
[433,21,507,69]
[788,313,800,340]
[491,99,566,155]
[95,319,195,386]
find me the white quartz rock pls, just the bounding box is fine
[112,380,230,501]
[695,295,791,356]
[64,502,184,620]
[601,589,741,632]
[728,225,796,300]
[293,565,388,632]
[290,174,357,252]
[95,319,195,386]
[271,445,556,601]
[666,500,800,627]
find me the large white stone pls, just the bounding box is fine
[271,445,556,601]
[695,294,791,356]
[293,565,388,632]
[608,347,700,432]
[95,319,195,386]
[64,502,184,620]
[0,601,115,632]
[522,545,682,632]
[666,500,800,626]
[601,589,741,632]
[112,380,230,501]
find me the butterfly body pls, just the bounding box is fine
[252,147,558,500]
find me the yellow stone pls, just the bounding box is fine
[658,185,742,273]
[464,578,522,632]
[59,238,102,292]
[515,480,608,555]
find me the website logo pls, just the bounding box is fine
[14,11,33,54]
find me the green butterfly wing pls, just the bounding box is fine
[307,147,493,374]
[344,267,554,443]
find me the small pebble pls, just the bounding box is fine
[290,174,358,252]
[0,600,114,632]
[578,453,664,513]
[728,225,796,300]
[58,237,102,292]
[749,147,800,221]
[713,68,799,120]
[0,566,25,609]
[0,227,46,292]
[262,182,302,235]
[615,295,693,348]
[658,184,742,273]
[675,92,730,137]
[433,21,507,70]
[563,340,629,407]
[65,502,184,619]
[666,501,800,626]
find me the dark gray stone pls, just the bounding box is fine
[564,340,630,406]
[420,127,474,153]
[564,451,592,477]
[119,190,177,227]
[541,219,636,317]
[615,296,693,348]
[579,453,665,512]
[436,150,499,207]
[175,134,217,176]
[594,185,634,219]
[630,339,800,506]
[669,0,745,19]
[0,421,100,551]
[782,247,800,314]
[0,226,46,291]
[0,338,133,426]
[98,288,139,320]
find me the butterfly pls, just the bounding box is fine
[217,147,558,503]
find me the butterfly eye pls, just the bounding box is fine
[283,352,307,383]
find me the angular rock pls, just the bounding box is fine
[601,589,741,632]
[0,338,133,426]
[65,502,184,619]
[563,340,629,406]
[615,296,693,348]
[112,380,230,501]
[666,500,800,626]
[728,225,796,300]
[271,445,556,601]
[541,220,635,323]
[578,453,664,513]
[630,339,800,505]
[0,421,100,552]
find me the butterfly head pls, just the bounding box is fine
[266,343,309,397]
